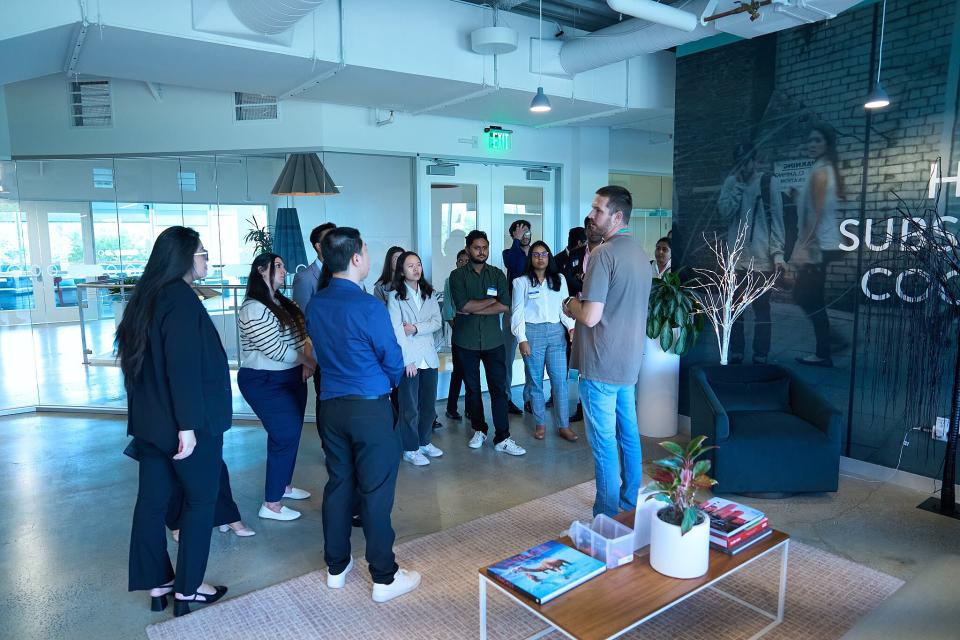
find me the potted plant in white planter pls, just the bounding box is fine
[639,273,704,437]
[645,436,717,579]
[108,277,138,327]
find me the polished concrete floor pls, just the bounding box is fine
[3,407,960,640]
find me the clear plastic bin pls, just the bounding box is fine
[569,514,635,569]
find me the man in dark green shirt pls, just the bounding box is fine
[449,230,526,456]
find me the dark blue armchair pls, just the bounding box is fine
[690,364,842,494]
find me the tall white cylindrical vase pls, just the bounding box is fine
[637,336,680,437]
[649,507,710,579]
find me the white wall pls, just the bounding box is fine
[289,152,413,290]
[609,129,674,175]
[5,75,602,231]
[570,127,610,223]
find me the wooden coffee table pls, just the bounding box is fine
[479,510,789,640]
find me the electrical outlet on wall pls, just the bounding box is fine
[933,417,950,442]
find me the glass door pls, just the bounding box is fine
[417,159,493,283]
[20,201,96,324]
[493,165,557,258]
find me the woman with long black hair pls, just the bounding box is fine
[119,226,229,617]
[237,253,315,522]
[511,241,576,441]
[373,245,405,304]
[387,251,444,466]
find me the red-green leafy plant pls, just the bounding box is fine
[645,435,717,535]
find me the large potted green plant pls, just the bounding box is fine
[645,436,716,579]
[638,273,704,437]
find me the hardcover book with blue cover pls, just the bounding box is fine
[487,540,606,604]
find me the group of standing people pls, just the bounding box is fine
[120,182,653,618]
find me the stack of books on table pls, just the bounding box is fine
[702,497,771,556]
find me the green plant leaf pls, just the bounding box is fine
[675,326,689,356]
[653,456,681,469]
[693,459,711,477]
[652,493,673,504]
[680,506,699,535]
[659,323,673,351]
[659,441,685,457]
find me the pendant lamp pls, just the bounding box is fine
[529,0,551,113]
[864,0,890,110]
[271,153,340,196]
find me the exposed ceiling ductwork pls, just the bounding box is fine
[558,0,864,75]
[227,0,328,34]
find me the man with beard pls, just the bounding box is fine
[564,186,650,516]
[450,230,526,456]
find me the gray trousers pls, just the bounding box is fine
[397,367,439,451]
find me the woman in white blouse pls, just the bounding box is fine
[237,253,317,522]
[387,251,444,466]
[511,241,577,441]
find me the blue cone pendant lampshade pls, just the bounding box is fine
[272,207,309,272]
[529,86,552,113]
[271,153,340,196]
[864,83,890,110]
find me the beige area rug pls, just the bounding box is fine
[147,483,903,640]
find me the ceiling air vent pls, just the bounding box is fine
[69,78,112,128]
[234,92,278,121]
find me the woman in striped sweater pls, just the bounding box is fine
[237,253,316,522]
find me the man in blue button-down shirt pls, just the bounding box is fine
[305,227,421,603]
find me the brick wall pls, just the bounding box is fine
[676,0,956,310]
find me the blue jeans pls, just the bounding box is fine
[522,322,569,427]
[579,378,643,517]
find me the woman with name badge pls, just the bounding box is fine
[511,241,577,441]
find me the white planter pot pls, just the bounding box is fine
[112,299,127,328]
[649,507,710,579]
[637,335,680,438]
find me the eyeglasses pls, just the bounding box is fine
[194,251,209,260]
[531,251,550,259]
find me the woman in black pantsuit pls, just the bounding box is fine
[118,226,231,617]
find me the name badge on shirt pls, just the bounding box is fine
[486,286,498,297]
[528,287,541,299]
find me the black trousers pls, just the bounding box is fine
[398,368,439,451]
[129,431,222,595]
[447,342,483,420]
[320,396,401,584]
[731,270,774,359]
[166,463,241,530]
[793,252,840,360]
[455,344,510,444]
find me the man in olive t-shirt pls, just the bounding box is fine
[565,185,651,517]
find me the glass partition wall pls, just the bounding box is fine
[0,154,286,416]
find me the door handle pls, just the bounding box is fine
[31,265,42,282]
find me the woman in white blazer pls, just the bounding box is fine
[387,251,444,467]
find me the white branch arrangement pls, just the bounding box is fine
[691,222,780,365]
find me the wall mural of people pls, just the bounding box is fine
[673,0,960,482]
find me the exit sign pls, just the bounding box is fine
[484,125,512,152]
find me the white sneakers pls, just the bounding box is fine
[258,505,301,521]
[327,560,421,603]
[469,432,526,455]
[419,443,443,458]
[372,569,422,603]
[403,450,430,466]
[468,431,487,449]
[326,556,354,588]
[282,487,311,500]
[494,437,526,456]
